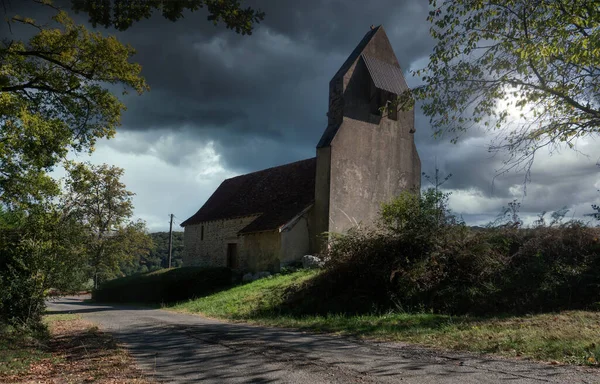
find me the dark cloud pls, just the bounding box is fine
[95,0,435,174]
[6,0,599,229]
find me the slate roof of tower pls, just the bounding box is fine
[318,25,409,149]
[180,158,316,234]
[361,54,408,95]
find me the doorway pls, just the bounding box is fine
[226,243,238,269]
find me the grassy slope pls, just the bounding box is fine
[171,270,600,366]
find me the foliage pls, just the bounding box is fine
[487,199,523,228]
[1,5,147,207]
[62,162,152,287]
[413,0,600,173]
[0,205,88,325]
[0,161,151,324]
[70,0,265,34]
[0,2,148,327]
[92,267,232,304]
[380,188,462,239]
[296,190,600,316]
[121,232,184,275]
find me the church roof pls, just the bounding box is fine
[180,158,316,234]
[361,54,408,95]
[318,25,409,149]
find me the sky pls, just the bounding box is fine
[7,0,600,232]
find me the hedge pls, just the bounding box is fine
[92,267,232,304]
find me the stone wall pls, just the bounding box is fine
[183,215,259,267]
[328,114,420,233]
[314,146,331,252]
[280,214,311,265]
[184,213,311,272]
[239,231,281,272]
[315,26,421,237]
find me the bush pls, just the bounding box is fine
[1,208,91,327]
[92,267,232,304]
[291,189,600,316]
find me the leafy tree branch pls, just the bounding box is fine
[411,0,600,178]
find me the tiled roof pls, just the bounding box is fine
[361,54,408,95]
[181,158,316,234]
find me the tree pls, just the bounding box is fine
[62,162,152,287]
[1,3,148,207]
[0,203,89,325]
[120,232,184,275]
[70,0,265,34]
[380,188,461,237]
[415,0,600,177]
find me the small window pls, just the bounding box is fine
[200,225,204,241]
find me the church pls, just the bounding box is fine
[181,26,421,272]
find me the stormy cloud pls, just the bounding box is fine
[6,0,599,230]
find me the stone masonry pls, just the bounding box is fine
[183,216,259,267]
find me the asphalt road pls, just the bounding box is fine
[46,296,599,383]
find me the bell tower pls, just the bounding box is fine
[313,25,421,245]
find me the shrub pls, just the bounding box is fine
[92,267,232,304]
[0,208,90,327]
[292,190,600,316]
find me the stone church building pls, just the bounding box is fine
[181,26,421,272]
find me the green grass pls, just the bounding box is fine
[44,313,81,323]
[172,269,319,318]
[170,270,600,366]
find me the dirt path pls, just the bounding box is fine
[46,296,599,383]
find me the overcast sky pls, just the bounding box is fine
[8,1,600,231]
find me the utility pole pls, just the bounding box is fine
[168,213,174,269]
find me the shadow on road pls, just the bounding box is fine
[46,297,154,315]
[46,297,594,383]
[107,316,572,383]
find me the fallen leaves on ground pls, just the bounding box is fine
[0,316,153,383]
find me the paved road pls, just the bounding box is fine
[46,296,599,383]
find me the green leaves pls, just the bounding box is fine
[70,0,265,34]
[416,0,600,167]
[0,1,155,325]
[1,5,147,208]
[62,162,152,286]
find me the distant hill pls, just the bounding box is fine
[121,231,184,275]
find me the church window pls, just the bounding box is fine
[201,225,204,241]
